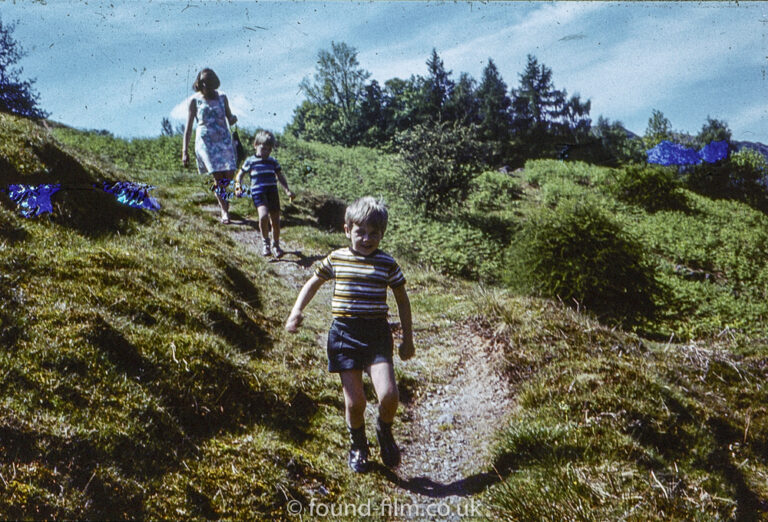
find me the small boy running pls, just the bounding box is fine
[234,130,294,257]
[285,197,415,472]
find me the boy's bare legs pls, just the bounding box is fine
[369,362,398,423]
[340,370,369,472]
[339,370,366,428]
[256,205,271,255]
[369,361,401,467]
[269,209,284,257]
[257,205,270,242]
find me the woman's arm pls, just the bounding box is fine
[223,94,237,126]
[182,97,196,167]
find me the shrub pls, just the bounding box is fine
[504,198,660,325]
[395,121,483,215]
[465,170,521,213]
[605,164,685,212]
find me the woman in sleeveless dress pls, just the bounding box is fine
[182,68,238,223]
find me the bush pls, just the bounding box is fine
[605,164,686,212]
[395,121,483,215]
[466,170,521,214]
[504,198,660,325]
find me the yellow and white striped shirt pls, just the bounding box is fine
[315,248,406,318]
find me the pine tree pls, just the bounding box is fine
[476,59,511,162]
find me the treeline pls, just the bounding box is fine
[285,42,767,215]
[286,42,595,167]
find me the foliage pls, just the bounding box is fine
[592,115,646,165]
[290,41,370,145]
[395,121,484,215]
[504,197,661,325]
[475,59,511,164]
[510,54,591,157]
[604,164,686,212]
[0,17,48,119]
[695,116,732,149]
[684,147,768,211]
[422,48,454,122]
[644,109,673,147]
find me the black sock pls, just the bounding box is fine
[348,424,367,448]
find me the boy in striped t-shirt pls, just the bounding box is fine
[234,130,294,257]
[286,197,415,473]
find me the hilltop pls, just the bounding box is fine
[2,112,768,518]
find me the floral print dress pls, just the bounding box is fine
[193,93,236,174]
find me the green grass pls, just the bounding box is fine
[3,112,768,518]
[475,289,768,520]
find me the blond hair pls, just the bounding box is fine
[345,196,388,234]
[253,130,276,147]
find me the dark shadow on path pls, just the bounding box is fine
[374,464,501,498]
[269,249,327,269]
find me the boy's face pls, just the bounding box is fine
[345,222,382,256]
[255,143,272,158]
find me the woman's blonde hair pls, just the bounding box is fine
[345,196,388,234]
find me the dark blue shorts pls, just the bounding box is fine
[327,317,393,373]
[251,186,280,211]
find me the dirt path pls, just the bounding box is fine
[226,214,513,518]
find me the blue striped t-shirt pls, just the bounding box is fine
[241,155,281,193]
[315,248,406,318]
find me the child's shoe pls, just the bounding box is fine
[272,241,285,258]
[347,425,370,473]
[261,239,271,257]
[376,417,401,468]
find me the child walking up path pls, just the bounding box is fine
[286,196,415,472]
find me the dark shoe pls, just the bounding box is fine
[376,418,401,468]
[347,425,370,473]
[347,446,370,473]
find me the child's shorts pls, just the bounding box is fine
[327,317,393,373]
[251,186,280,211]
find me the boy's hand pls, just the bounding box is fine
[285,311,303,333]
[398,339,415,361]
[234,184,243,197]
[286,189,295,202]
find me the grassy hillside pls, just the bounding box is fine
[2,113,767,518]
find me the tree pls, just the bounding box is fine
[381,76,424,137]
[445,72,479,126]
[355,80,387,146]
[0,17,48,119]
[160,117,176,136]
[510,55,591,158]
[696,116,731,148]
[422,48,454,122]
[644,109,672,147]
[294,41,371,145]
[511,55,564,138]
[592,116,645,165]
[475,59,511,163]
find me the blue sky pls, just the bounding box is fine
[3,1,767,143]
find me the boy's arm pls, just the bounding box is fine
[234,168,245,196]
[392,285,414,360]
[286,275,325,332]
[276,169,295,200]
